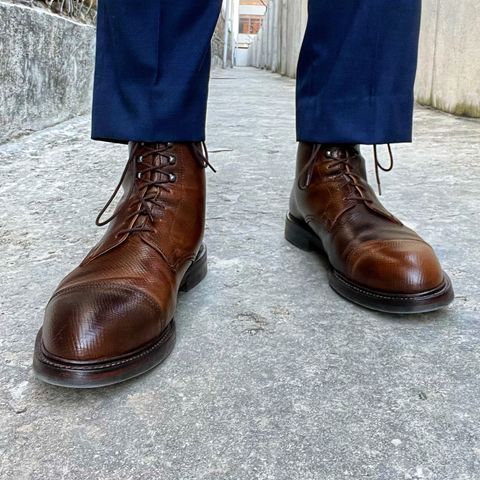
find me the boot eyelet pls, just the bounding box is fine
[167,142,174,149]
[138,155,143,162]
[169,173,177,182]
[169,155,177,165]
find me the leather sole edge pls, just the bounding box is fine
[285,214,455,314]
[33,322,176,388]
[32,244,208,388]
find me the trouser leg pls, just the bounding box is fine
[92,0,222,144]
[296,0,422,145]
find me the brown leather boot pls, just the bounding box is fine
[33,142,211,387]
[286,143,454,314]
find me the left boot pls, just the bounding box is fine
[286,143,454,314]
[33,142,211,388]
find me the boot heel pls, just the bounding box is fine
[285,215,318,252]
[179,245,208,292]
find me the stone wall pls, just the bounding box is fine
[0,1,228,143]
[0,1,95,143]
[24,0,97,23]
[212,8,226,67]
[249,0,480,118]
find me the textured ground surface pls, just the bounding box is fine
[1,67,479,479]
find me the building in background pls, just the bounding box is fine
[239,0,267,35]
[235,0,267,66]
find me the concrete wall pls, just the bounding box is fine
[0,1,95,143]
[415,0,480,117]
[248,0,307,77]
[249,0,480,118]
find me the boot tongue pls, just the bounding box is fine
[324,144,360,159]
[128,142,170,190]
[324,144,367,178]
[124,142,159,192]
[87,143,175,262]
[325,145,401,225]
[128,143,172,230]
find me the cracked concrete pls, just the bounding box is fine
[0,67,479,479]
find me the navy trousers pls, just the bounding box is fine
[92,1,421,145]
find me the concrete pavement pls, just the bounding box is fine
[1,67,479,479]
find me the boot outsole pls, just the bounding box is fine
[285,214,455,314]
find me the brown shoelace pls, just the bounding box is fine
[298,143,394,195]
[298,144,397,226]
[373,144,394,195]
[96,142,215,236]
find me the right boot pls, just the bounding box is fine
[33,142,211,388]
[286,143,454,314]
